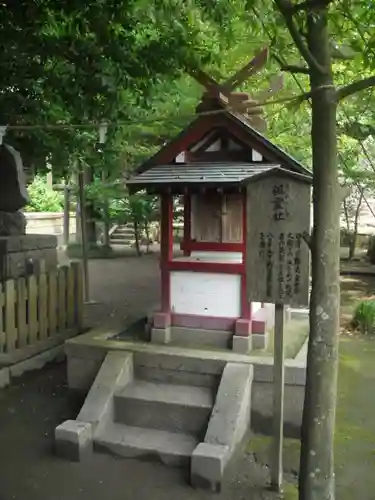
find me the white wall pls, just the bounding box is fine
[252,302,262,314]
[189,251,242,262]
[25,212,76,236]
[170,271,241,318]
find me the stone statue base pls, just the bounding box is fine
[0,234,58,281]
[0,211,26,237]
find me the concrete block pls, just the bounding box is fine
[232,335,252,354]
[77,351,133,427]
[55,420,93,461]
[151,327,171,344]
[134,351,225,376]
[9,345,63,378]
[251,382,305,437]
[252,320,266,334]
[67,356,102,391]
[253,362,306,386]
[153,312,171,329]
[171,326,232,349]
[295,336,308,362]
[289,308,309,321]
[0,367,10,388]
[114,380,212,436]
[191,443,229,492]
[205,363,253,451]
[234,319,252,336]
[252,333,269,350]
[135,366,220,390]
[65,337,114,361]
[95,421,197,467]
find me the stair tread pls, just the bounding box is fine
[95,422,198,456]
[117,380,213,408]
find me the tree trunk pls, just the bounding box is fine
[83,165,97,245]
[299,8,340,500]
[102,170,111,248]
[349,189,364,260]
[133,219,142,256]
[145,221,151,253]
[348,234,356,260]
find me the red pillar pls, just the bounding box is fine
[183,193,191,256]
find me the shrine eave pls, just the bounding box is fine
[127,163,312,194]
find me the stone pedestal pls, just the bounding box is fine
[0,234,58,280]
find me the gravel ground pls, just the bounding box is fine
[0,254,284,500]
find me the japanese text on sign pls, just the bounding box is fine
[272,183,290,222]
[258,231,304,302]
[246,174,311,307]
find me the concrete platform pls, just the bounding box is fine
[56,325,307,492]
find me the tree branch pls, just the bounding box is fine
[272,54,310,74]
[273,0,327,74]
[337,75,375,101]
[281,64,310,74]
[288,0,334,14]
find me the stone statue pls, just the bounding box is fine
[0,144,29,236]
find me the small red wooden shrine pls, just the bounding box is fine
[128,62,311,352]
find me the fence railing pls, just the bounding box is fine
[0,262,83,358]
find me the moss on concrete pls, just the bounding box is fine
[266,318,308,359]
[281,483,298,500]
[247,336,375,499]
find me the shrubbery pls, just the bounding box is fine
[351,300,375,335]
[25,175,64,212]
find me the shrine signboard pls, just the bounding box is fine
[246,172,311,306]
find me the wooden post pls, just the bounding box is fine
[183,193,191,256]
[4,280,16,352]
[63,181,70,246]
[46,171,53,189]
[0,283,4,352]
[271,302,285,492]
[48,270,57,336]
[27,275,38,343]
[16,278,28,347]
[78,169,90,303]
[102,169,110,247]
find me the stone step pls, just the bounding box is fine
[114,380,213,436]
[135,365,221,390]
[109,238,133,245]
[113,229,135,236]
[94,422,198,467]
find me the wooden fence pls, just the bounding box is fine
[0,262,83,361]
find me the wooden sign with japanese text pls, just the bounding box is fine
[246,173,311,306]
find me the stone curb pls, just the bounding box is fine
[0,344,64,389]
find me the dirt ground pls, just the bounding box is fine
[0,254,374,500]
[0,254,283,500]
[81,252,161,329]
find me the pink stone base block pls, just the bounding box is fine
[153,312,171,329]
[234,319,252,336]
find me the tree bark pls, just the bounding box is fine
[299,7,340,500]
[83,165,97,245]
[101,169,111,248]
[133,219,142,256]
[349,189,364,260]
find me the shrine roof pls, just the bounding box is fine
[135,109,311,177]
[127,162,312,193]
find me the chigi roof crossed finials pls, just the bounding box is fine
[128,47,311,193]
